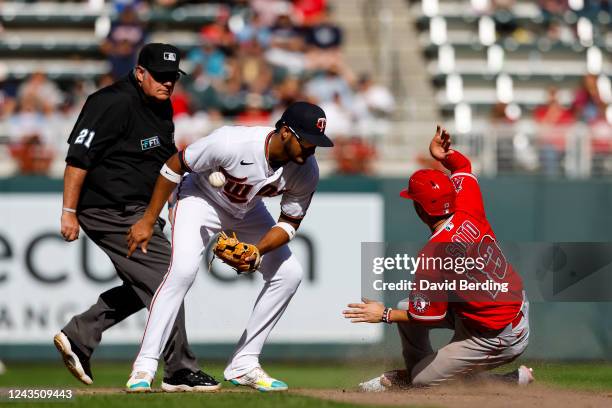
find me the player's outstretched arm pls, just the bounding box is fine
[429,125,452,162]
[430,125,471,174]
[248,215,301,259]
[126,153,184,257]
[342,299,410,323]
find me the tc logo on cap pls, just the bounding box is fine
[163,52,177,61]
[316,118,326,133]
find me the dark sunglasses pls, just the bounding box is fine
[287,125,316,150]
[148,70,180,83]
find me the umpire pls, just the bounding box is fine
[54,43,220,392]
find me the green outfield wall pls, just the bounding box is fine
[1,175,611,361]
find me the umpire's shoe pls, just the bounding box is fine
[161,369,221,392]
[53,331,93,385]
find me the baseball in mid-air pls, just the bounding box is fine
[208,171,226,188]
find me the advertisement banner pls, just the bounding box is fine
[0,193,383,344]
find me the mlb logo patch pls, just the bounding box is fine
[163,52,176,61]
[141,136,161,150]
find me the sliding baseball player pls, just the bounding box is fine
[344,126,533,390]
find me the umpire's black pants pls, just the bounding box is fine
[62,205,199,377]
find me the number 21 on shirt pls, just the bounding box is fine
[74,128,96,149]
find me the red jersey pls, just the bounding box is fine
[408,151,524,330]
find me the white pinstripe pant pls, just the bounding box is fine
[132,183,303,379]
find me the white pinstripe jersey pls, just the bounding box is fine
[181,126,319,220]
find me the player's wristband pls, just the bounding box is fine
[160,163,182,184]
[275,222,296,241]
[62,207,77,214]
[382,307,393,324]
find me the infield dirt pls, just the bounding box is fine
[297,383,612,408]
[71,383,612,408]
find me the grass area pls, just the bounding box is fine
[0,393,387,408]
[0,361,386,389]
[0,361,611,407]
[520,361,612,392]
[0,362,389,408]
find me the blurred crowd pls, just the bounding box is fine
[0,0,395,176]
[538,0,611,44]
[469,0,612,45]
[1,0,610,177]
[463,0,612,175]
[490,72,610,176]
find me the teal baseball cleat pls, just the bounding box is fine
[228,367,288,392]
[126,371,153,393]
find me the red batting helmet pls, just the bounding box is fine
[399,169,456,216]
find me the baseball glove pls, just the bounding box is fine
[212,231,261,274]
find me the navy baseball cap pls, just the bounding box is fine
[138,43,186,75]
[276,101,334,147]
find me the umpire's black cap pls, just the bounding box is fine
[138,43,186,75]
[276,101,334,147]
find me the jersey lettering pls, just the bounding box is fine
[448,221,507,298]
[220,168,251,203]
[477,235,508,280]
[451,220,480,244]
[217,167,289,203]
[74,129,96,149]
[464,235,508,299]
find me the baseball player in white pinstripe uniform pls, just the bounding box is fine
[125,102,333,392]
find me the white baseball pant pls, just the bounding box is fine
[132,182,303,379]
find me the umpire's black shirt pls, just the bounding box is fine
[66,72,177,208]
